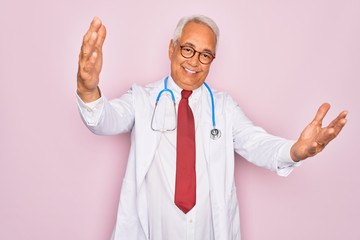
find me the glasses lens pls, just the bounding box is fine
[199,53,214,64]
[181,46,195,58]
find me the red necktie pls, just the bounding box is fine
[174,90,196,214]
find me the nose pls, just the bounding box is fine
[187,52,201,66]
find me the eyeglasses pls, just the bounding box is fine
[179,44,215,65]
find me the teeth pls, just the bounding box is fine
[185,68,196,74]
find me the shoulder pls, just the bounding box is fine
[125,77,166,108]
[209,87,238,107]
[131,78,164,95]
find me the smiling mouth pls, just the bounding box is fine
[184,67,198,74]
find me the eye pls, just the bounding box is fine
[183,47,194,53]
[201,53,214,61]
[201,53,211,59]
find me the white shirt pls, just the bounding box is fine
[146,78,214,240]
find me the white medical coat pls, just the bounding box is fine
[78,77,298,240]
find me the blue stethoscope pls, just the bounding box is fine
[151,76,221,140]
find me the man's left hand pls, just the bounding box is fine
[290,103,348,162]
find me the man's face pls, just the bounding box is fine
[169,21,216,90]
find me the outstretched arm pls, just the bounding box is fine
[290,103,348,162]
[77,17,107,103]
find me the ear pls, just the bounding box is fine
[168,39,175,60]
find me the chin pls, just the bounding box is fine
[182,79,203,90]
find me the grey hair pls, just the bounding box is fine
[172,15,220,51]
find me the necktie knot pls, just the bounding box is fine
[181,90,193,99]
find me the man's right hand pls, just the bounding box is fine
[77,16,107,103]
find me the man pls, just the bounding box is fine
[76,15,347,240]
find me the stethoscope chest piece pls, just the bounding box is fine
[210,128,221,140]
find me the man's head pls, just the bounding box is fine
[169,15,219,90]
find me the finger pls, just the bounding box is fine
[80,31,98,59]
[80,17,102,58]
[315,119,347,146]
[89,51,98,65]
[95,25,107,49]
[330,117,347,138]
[321,111,348,141]
[81,51,98,73]
[312,103,331,125]
[315,128,335,145]
[83,16,103,43]
[90,16,102,32]
[327,110,348,128]
[81,18,105,61]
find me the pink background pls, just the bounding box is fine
[0,0,359,239]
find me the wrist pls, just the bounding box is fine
[77,85,101,103]
[290,143,301,162]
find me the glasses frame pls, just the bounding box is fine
[178,43,216,65]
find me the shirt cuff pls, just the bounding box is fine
[276,140,301,176]
[76,91,104,126]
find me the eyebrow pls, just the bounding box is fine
[182,42,215,55]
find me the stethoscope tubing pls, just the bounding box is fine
[154,76,220,139]
[156,77,176,103]
[203,82,216,129]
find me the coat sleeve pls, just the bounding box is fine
[76,87,135,136]
[228,95,300,176]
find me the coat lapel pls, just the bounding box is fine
[133,81,164,190]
